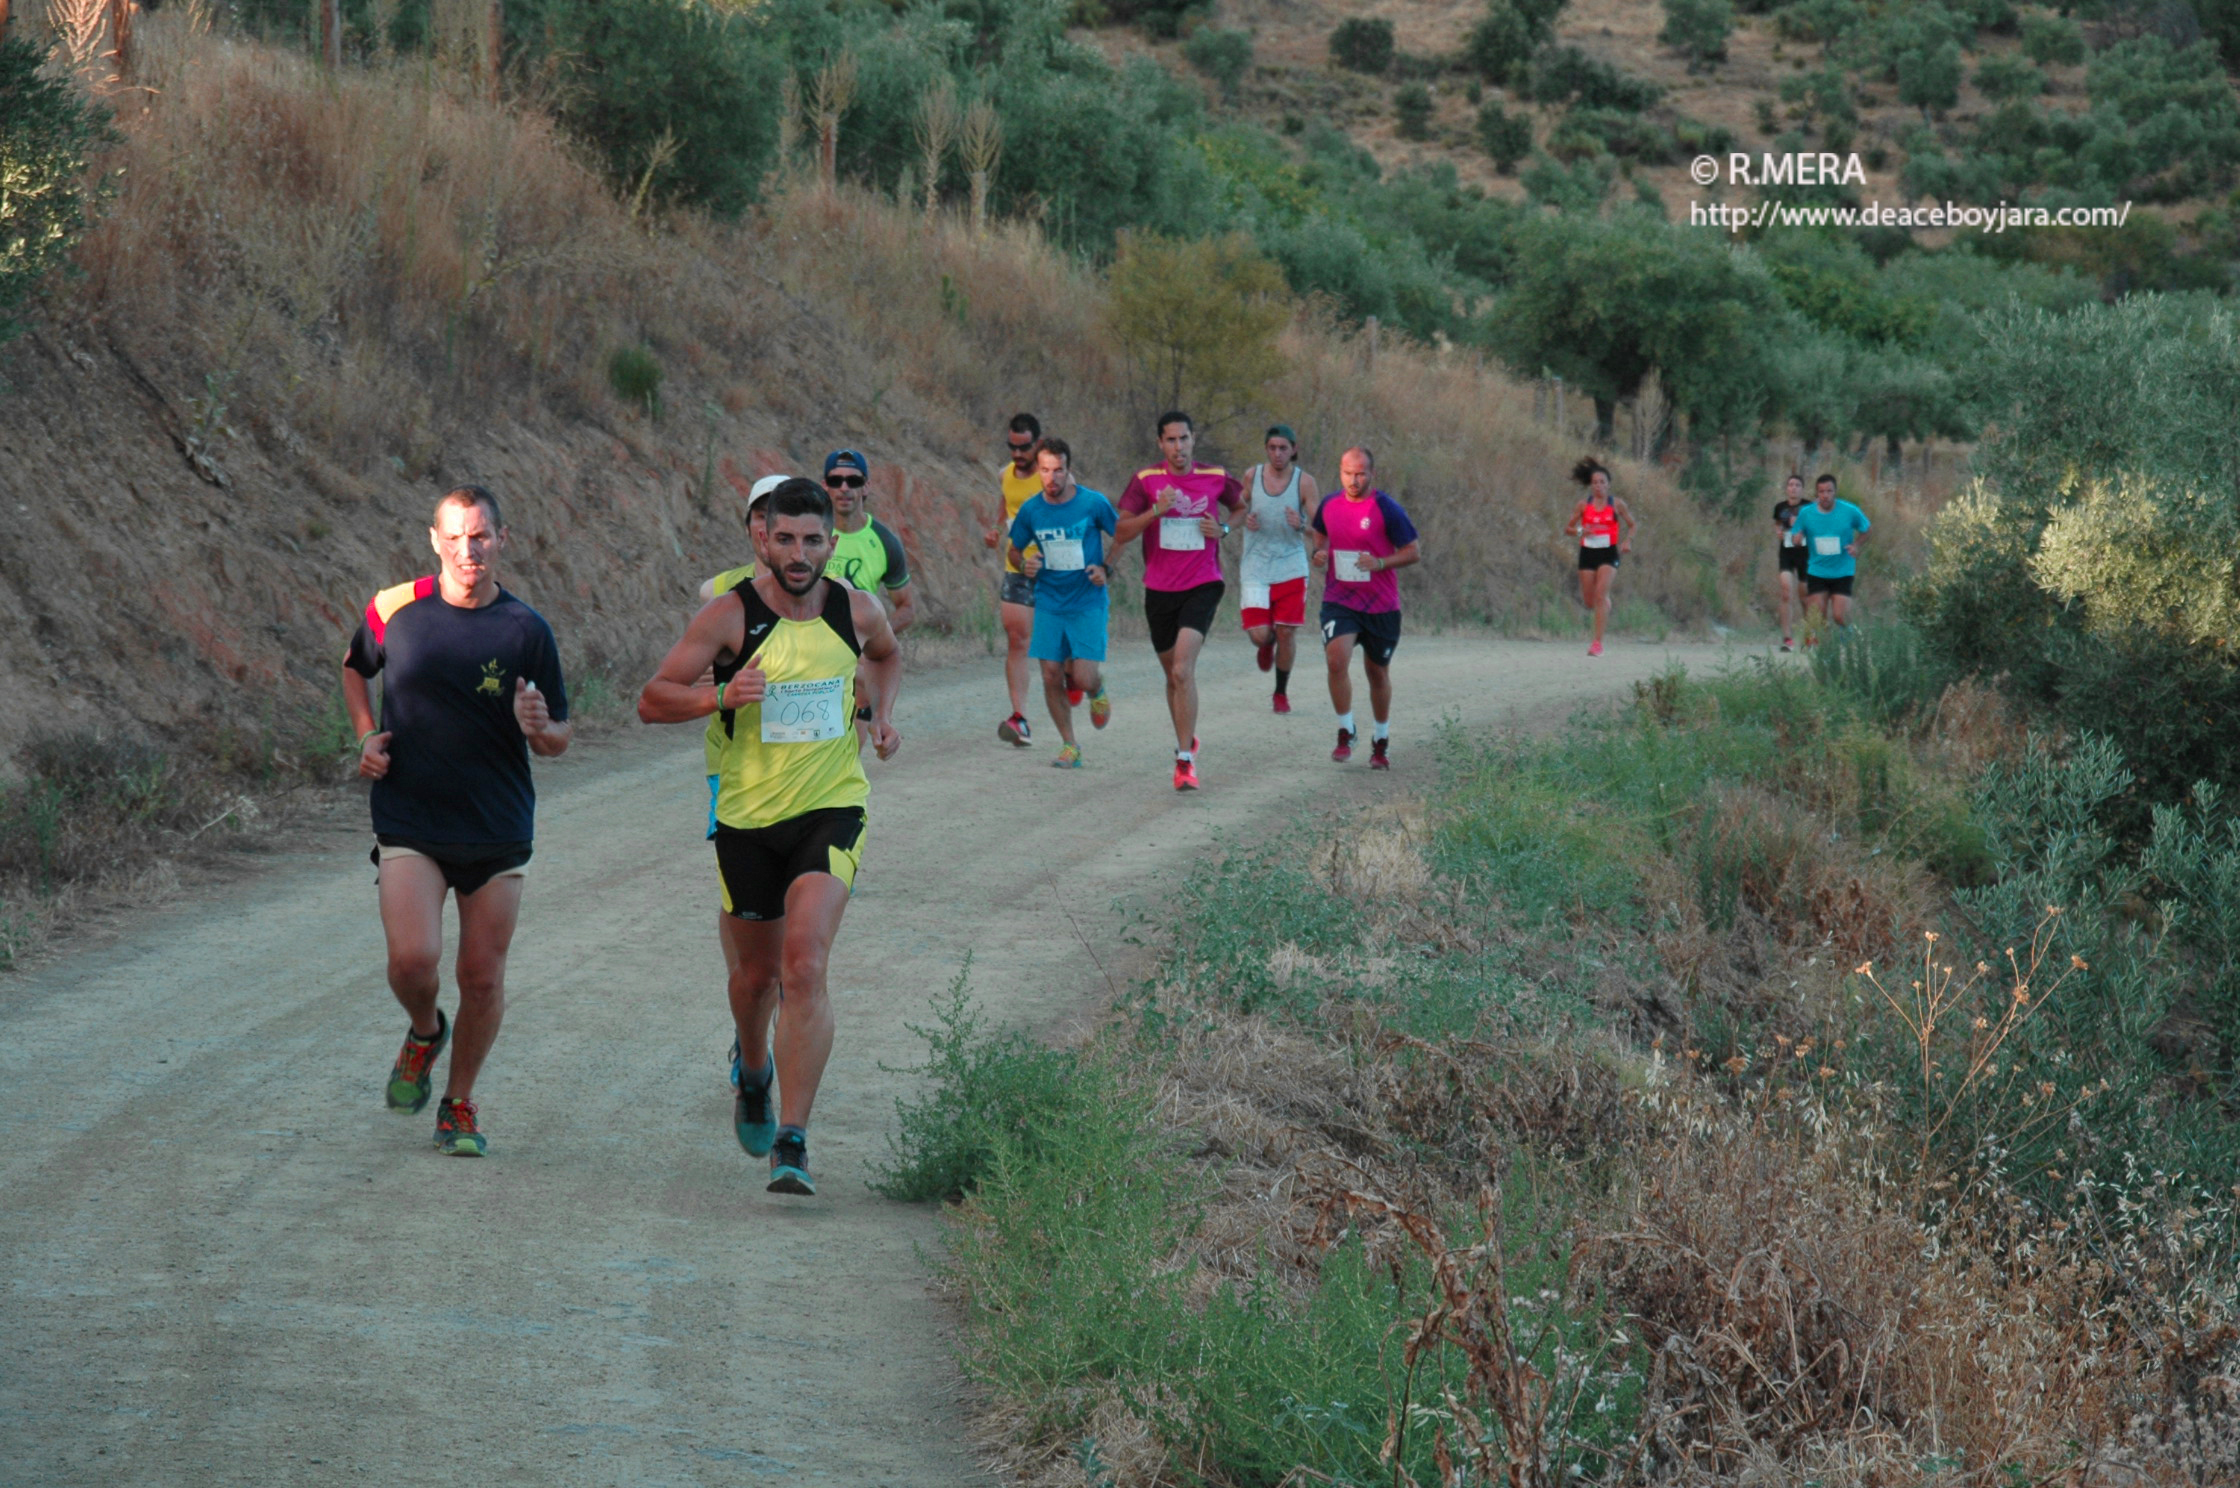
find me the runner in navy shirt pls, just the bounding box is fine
[341,485,571,1156]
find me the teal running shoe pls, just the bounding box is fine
[730,1039,777,1157]
[433,1095,487,1157]
[385,1008,448,1113]
[767,1127,814,1195]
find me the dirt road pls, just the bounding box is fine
[1,635,1734,1486]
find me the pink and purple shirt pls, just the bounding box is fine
[1117,464,1247,593]
[1312,490,1419,614]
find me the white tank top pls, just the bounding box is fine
[1240,463,1310,587]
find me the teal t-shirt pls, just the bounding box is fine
[1790,499,1870,578]
[1008,488,1117,614]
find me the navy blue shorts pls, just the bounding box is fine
[1320,603,1401,667]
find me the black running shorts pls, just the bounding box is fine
[1144,581,1224,654]
[1577,546,1620,571]
[371,835,532,897]
[999,572,1036,609]
[1320,602,1403,667]
[1778,544,1808,576]
[1805,573,1855,597]
[714,808,867,921]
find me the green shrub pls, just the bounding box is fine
[1805,620,1950,728]
[1525,45,1664,110]
[1464,0,1540,82]
[517,0,782,216]
[1183,25,1254,101]
[0,36,115,344]
[1476,101,1535,171]
[2021,10,2087,65]
[1393,82,1435,140]
[871,970,1089,1202]
[1897,38,1963,117]
[1660,0,1734,65]
[1328,16,1394,73]
[1973,52,2045,100]
[606,344,664,412]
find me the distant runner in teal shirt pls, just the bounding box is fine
[1005,437,1116,768]
[1788,473,1870,634]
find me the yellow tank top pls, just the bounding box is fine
[703,564,756,775]
[712,580,867,828]
[1001,464,1041,575]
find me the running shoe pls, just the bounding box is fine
[1065,687,1085,707]
[1332,728,1354,763]
[385,1008,449,1114]
[1256,640,1274,672]
[768,1127,814,1195]
[1089,689,1112,729]
[1370,738,1391,771]
[730,1040,777,1156]
[433,1095,486,1157]
[1272,692,1291,715]
[1053,744,1083,768]
[998,713,1032,747]
[1780,638,1794,653]
[1587,641,1603,657]
[1173,758,1199,792]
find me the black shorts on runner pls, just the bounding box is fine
[1778,544,1809,576]
[1320,602,1402,668]
[1577,546,1620,571]
[370,835,532,897]
[1805,573,1855,598]
[1145,581,1225,654]
[714,807,867,921]
[999,572,1036,609]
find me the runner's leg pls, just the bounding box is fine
[378,854,450,1039]
[772,876,849,1129]
[1589,567,1612,647]
[445,874,524,1100]
[1243,622,1274,649]
[1365,655,1393,726]
[1325,630,1357,716]
[1777,569,1796,643]
[1000,600,1033,719]
[725,916,783,1084]
[1275,624,1297,674]
[1160,628,1206,752]
[1040,659,1077,746]
[1831,591,1851,627]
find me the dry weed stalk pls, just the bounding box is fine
[1854,911,2093,1181]
[961,98,1001,236]
[915,81,958,220]
[810,51,858,192]
[48,0,112,79]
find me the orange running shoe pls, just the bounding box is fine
[1173,758,1199,791]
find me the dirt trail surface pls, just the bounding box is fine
[3,635,1733,1486]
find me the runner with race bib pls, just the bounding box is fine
[1790,472,1870,640]
[1564,457,1636,658]
[1310,447,1420,771]
[1239,423,1318,715]
[637,478,904,1197]
[1005,436,1117,767]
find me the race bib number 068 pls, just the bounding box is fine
[760,677,847,743]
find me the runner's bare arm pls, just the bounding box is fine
[850,588,903,761]
[1110,489,1174,544]
[1291,473,1319,528]
[513,677,573,757]
[884,580,919,634]
[637,596,747,724]
[341,665,391,780]
[1006,540,1043,576]
[1308,525,1330,569]
[984,488,1009,549]
[1368,541,1422,574]
[1617,498,1638,552]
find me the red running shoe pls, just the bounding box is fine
[1272,693,1291,714]
[1332,728,1354,763]
[1255,640,1274,672]
[1173,758,1199,791]
[1370,738,1390,771]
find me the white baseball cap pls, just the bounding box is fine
[747,473,789,512]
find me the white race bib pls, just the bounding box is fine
[1242,582,1271,610]
[1333,550,1372,583]
[1041,536,1085,572]
[1582,532,1612,549]
[1159,515,1206,551]
[760,676,847,744]
[1814,534,1842,556]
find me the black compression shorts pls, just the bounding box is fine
[1320,602,1402,667]
[371,835,532,897]
[1577,546,1620,571]
[713,808,867,920]
[1144,581,1224,654]
[1805,573,1855,597]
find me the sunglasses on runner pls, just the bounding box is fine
[825,473,866,488]
[1006,439,1034,452]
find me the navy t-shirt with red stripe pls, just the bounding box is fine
[344,578,569,845]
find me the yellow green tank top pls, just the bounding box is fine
[1001,464,1040,575]
[712,579,867,828]
[703,564,756,775]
